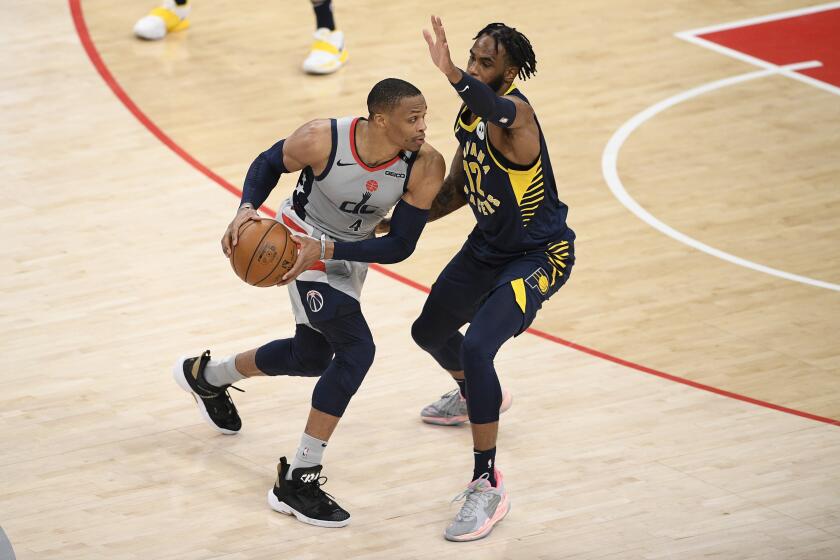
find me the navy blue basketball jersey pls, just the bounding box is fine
[454,85,573,265]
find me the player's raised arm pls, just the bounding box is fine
[422,15,462,83]
[423,15,534,130]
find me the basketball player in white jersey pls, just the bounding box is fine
[174,78,444,527]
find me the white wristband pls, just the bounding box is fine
[319,234,327,260]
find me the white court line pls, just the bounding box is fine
[677,1,840,35]
[676,34,840,98]
[675,2,840,98]
[602,61,840,293]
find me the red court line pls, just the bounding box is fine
[68,0,839,428]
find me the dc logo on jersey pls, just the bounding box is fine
[477,121,486,140]
[340,191,377,214]
[306,290,324,312]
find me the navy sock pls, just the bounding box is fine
[455,378,467,399]
[312,0,335,30]
[472,447,497,486]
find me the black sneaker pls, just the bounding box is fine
[173,350,242,435]
[267,457,350,527]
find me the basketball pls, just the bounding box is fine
[230,219,297,287]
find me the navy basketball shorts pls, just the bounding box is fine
[427,238,575,335]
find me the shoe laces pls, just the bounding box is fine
[450,473,492,521]
[435,389,466,415]
[299,474,339,505]
[193,351,242,400]
[205,384,243,416]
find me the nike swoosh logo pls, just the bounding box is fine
[336,160,356,167]
[457,85,470,93]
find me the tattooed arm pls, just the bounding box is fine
[377,149,466,234]
[428,149,468,222]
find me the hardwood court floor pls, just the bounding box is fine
[1,1,838,558]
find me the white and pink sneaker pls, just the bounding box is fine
[444,469,510,541]
[420,388,512,426]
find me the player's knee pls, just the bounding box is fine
[460,331,494,372]
[293,343,333,376]
[256,335,332,377]
[348,339,376,376]
[411,313,445,351]
[311,341,375,416]
[255,340,295,376]
[410,316,432,349]
[333,339,376,396]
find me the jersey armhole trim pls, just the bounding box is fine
[457,105,481,132]
[314,119,338,181]
[401,150,419,194]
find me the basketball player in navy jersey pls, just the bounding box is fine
[174,78,445,528]
[415,17,576,541]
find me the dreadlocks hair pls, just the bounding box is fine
[473,23,537,80]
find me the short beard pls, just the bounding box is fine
[487,73,506,94]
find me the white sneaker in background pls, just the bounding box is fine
[133,0,191,41]
[303,28,348,75]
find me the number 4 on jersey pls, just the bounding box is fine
[348,219,363,231]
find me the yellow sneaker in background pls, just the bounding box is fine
[133,0,191,41]
[303,28,348,75]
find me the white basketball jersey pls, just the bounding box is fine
[288,117,418,242]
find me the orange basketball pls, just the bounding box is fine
[230,219,297,287]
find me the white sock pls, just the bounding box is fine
[203,355,245,388]
[287,433,328,479]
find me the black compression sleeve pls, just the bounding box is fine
[332,199,429,264]
[241,139,288,208]
[451,72,517,128]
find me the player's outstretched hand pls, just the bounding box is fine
[222,206,261,257]
[423,15,461,83]
[277,234,320,286]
